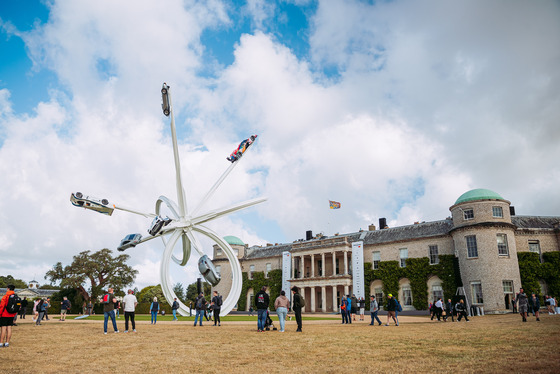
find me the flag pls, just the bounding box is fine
[329,200,341,209]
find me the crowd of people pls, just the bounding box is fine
[2,283,559,348]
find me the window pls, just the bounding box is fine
[466,235,478,258]
[471,282,484,304]
[216,265,221,276]
[335,259,339,274]
[400,248,408,268]
[216,248,222,256]
[497,234,509,256]
[529,240,542,262]
[372,251,381,270]
[492,206,503,218]
[463,209,474,220]
[402,286,413,306]
[249,294,253,308]
[265,263,271,278]
[429,245,439,265]
[375,287,384,308]
[502,280,513,294]
[432,285,443,302]
[249,265,255,279]
[233,248,239,257]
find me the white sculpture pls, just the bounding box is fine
[70,83,266,316]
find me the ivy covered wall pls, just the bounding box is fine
[364,255,461,310]
[518,251,560,297]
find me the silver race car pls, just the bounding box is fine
[198,255,221,286]
[117,233,142,251]
[70,192,114,216]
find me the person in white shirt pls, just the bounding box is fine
[122,289,138,333]
[434,298,444,321]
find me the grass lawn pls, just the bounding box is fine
[5,313,560,373]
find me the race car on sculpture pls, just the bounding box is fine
[117,233,142,251]
[148,215,172,236]
[198,255,221,286]
[70,192,114,216]
[226,135,258,163]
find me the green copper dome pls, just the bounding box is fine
[455,189,504,205]
[224,235,245,246]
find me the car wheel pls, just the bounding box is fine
[162,88,167,94]
[102,199,109,205]
[76,192,83,198]
[164,109,170,116]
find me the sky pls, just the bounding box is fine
[1,0,559,290]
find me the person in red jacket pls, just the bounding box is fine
[0,285,17,347]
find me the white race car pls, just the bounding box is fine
[70,192,114,216]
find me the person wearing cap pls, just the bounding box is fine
[291,286,303,332]
[385,294,398,326]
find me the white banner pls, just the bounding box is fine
[282,251,292,301]
[352,241,365,299]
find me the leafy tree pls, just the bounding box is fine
[173,282,185,302]
[137,285,169,306]
[186,281,211,303]
[45,248,138,301]
[0,275,28,289]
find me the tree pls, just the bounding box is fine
[186,281,212,303]
[137,285,169,306]
[173,282,185,302]
[0,275,28,289]
[45,248,138,302]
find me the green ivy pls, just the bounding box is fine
[237,269,282,312]
[518,251,560,298]
[365,255,460,310]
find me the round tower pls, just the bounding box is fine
[449,189,521,313]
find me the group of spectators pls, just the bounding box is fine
[192,291,223,327]
[429,298,470,322]
[253,286,304,332]
[340,294,368,323]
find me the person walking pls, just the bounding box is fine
[385,294,398,326]
[60,296,71,321]
[122,289,138,333]
[291,286,304,332]
[369,295,382,326]
[0,285,18,347]
[340,296,349,324]
[346,295,352,324]
[42,298,51,321]
[35,299,46,326]
[32,299,40,322]
[211,291,222,326]
[150,297,159,324]
[455,299,469,322]
[102,288,119,334]
[434,298,444,321]
[171,298,180,321]
[255,286,270,332]
[194,293,206,326]
[529,293,540,322]
[515,288,529,322]
[274,290,290,332]
[444,299,455,322]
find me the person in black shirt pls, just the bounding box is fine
[292,286,304,332]
[255,286,270,332]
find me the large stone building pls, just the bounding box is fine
[212,189,560,313]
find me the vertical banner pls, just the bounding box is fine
[282,251,292,301]
[352,241,365,299]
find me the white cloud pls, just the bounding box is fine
[0,0,559,291]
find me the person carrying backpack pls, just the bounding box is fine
[194,293,206,326]
[211,291,222,326]
[0,285,19,347]
[385,294,399,326]
[171,298,180,321]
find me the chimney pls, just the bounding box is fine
[509,206,516,216]
[379,218,387,229]
[306,230,313,240]
[368,224,376,231]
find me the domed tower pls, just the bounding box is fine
[449,189,521,313]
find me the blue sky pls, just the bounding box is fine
[1,0,559,288]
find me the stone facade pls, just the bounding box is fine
[212,189,560,314]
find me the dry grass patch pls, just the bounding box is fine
[5,313,560,373]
